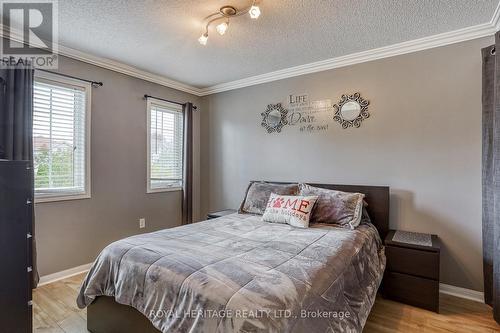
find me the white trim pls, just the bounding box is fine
[33,71,92,203]
[35,192,91,204]
[199,21,498,95]
[37,263,92,287]
[56,43,202,96]
[492,1,500,31]
[36,263,486,306]
[147,187,183,194]
[439,283,485,303]
[2,4,500,96]
[146,98,184,194]
[0,24,203,96]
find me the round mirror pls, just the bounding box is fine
[266,109,282,128]
[340,101,361,121]
[261,103,288,133]
[333,93,370,129]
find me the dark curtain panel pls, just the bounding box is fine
[0,61,39,288]
[182,102,194,224]
[0,66,33,160]
[483,32,500,323]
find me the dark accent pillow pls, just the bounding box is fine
[298,183,365,228]
[239,181,299,215]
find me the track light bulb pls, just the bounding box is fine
[249,5,261,19]
[198,33,208,45]
[216,21,229,35]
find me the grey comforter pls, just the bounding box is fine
[77,213,385,333]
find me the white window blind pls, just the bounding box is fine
[33,74,90,200]
[147,100,184,192]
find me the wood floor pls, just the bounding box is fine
[33,273,499,333]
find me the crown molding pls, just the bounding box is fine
[492,0,500,31]
[0,24,204,96]
[55,44,203,96]
[2,1,500,98]
[199,20,497,95]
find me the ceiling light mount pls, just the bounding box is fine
[198,1,262,45]
[220,6,237,17]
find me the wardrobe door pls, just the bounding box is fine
[0,160,31,333]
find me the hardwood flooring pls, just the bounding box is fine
[33,273,499,332]
[33,274,87,333]
[365,293,499,332]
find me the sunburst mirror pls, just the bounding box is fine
[261,103,288,133]
[333,93,370,129]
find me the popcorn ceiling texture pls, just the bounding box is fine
[33,0,498,87]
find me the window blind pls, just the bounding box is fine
[33,79,87,196]
[149,102,183,190]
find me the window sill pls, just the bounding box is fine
[35,193,91,204]
[147,187,183,194]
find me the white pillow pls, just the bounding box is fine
[262,193,318,228]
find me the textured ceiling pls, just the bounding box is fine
[17,0,500,88]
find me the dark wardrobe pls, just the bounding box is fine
[0,160,33,333]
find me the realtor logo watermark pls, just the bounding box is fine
[1,0,58,68]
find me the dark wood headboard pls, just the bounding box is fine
[261,181,390,239]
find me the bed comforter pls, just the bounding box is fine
[77,213,385,333]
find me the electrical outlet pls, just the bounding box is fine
[139,218,146,229]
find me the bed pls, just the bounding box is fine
[77,183,389,333]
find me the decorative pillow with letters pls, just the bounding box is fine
[262,193,318,228]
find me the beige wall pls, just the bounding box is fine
[200,37,494,291]
[35,55,202,276]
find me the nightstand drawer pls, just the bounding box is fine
[384,271,439,312]
[386,245,439,280]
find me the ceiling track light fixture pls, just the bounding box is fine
[198,1,261,45]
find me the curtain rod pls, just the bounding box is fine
[144,94,198,110]
[36,69,103,87]
[0,58,103,87]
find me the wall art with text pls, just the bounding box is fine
[260,93,370,134]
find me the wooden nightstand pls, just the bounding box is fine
[207,209,237,220]
[383,230,441,312]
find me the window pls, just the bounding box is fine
[147,98,184,193]
[33,71,91,202]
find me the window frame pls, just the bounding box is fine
[33,71,92,203]
[146,98,184,194]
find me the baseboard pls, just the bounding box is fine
[37,263,485,304]
[439,283,485,303]
[37,263,92,287]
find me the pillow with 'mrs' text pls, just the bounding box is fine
[262,193,318,228]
